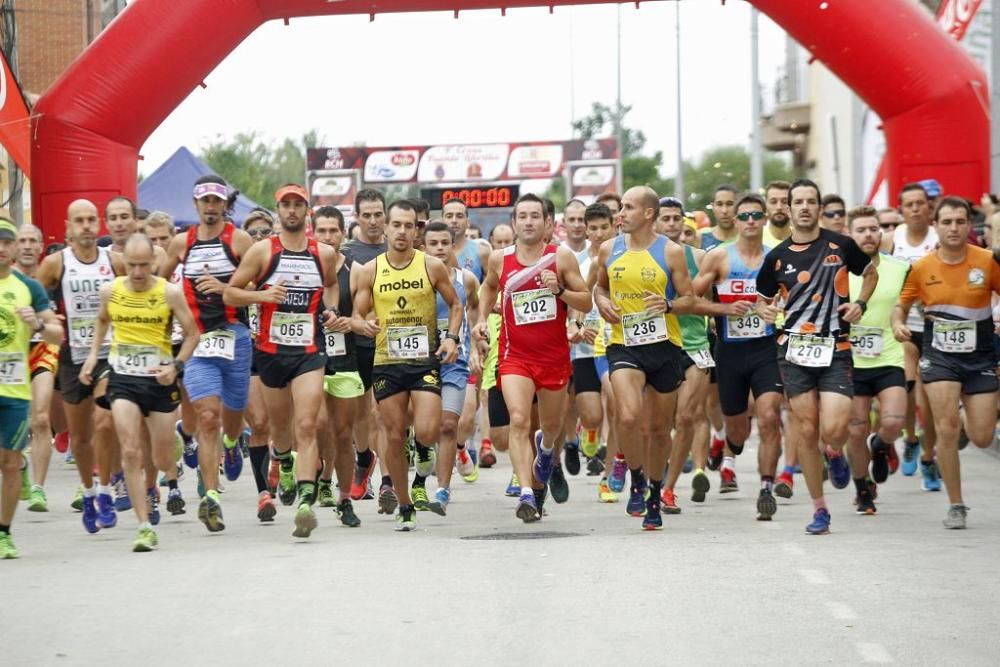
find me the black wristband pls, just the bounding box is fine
[555,285,566,298]
[854,300,868,314]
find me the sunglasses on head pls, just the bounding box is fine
[247,228,272,238]
[879,222,898,230]
[736,211,766,221]
[822,209,847,219]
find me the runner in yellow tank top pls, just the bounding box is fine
[80,234,199,552]
[371,250,439,366]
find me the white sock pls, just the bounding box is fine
[83,486,96,498]
[97,484,111,496]
[722,457,735,471]
[520,487,534,498]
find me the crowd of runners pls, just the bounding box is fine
[0,174,997,556]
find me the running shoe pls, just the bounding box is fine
[277,464,297,506]
[505,474,521,497]
[756,488,777,521]
[64,449,75,465]
[886,442,900,475]
[223,441,243,482]
[642,497,663,531]
[317,480,335,508]
[457,447,479,483]
[479,440,497,468]
[661,487,681,514]
[27,485,48,512]
[943,504,968,529]
[805,508,831,535]
[708,435,725,470]
[549,464,569,504]
[580,429,600,458]
[682,456,694,474]
[515,494,540,523]
[415,444,436,478]
[586,455,605,476]
[532,431,555,484]
[147,488,161,527]
[626,485,647,517]
[267,458,280,496]
[428,488,450,516]
[198,491,225,532]
[564,441,581,476]
[536,485,549,518]
[82,495,99,533]
[350,455,377,500]
[71,486,83,512]
[901,439,919,476]
[293,503,318,538]
[132,526,158,553]
[608,455,628,492]
[257,491,276,522]
[396,504,416,531]
[411,486,430,511]
[53,430,70,454]
[720,467,739,494]
[19,455,29,500]
[598,479,618,503]
[774,471,794,499]
[378,484,398,515]
[868,433,889,484]
[178,421,198,469]
[96,493,117,529]
[867,477,879,501]
[855,491,877,515]
[920,460,942,492]
[0,533,18,559]
[337,499,361,527]
[112,473,131,512]
[467,447,479,480]
[167,488,186,515]
[826,448,851,490]
[691,469,710,503]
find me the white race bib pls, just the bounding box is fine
[726,310,766,339]
[622,311,668,347]
[0,352,27,385]
[785,333,835,368]
[851,325,884,358]
[931,320,976,353]
[687,348,716,369]
[247,305,260,337]
[68,316,97,348]
[194,329,236,360]
[325,331,347,357]
[512,288,557,325]
[111,344,166,377]
[388,326,429,359]
[269,312,314,347]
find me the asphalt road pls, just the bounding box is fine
[5,442,999,665]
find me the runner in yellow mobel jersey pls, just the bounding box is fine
[0,219,63,559]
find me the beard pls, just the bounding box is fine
[769,213,789,227]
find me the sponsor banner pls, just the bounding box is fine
[565,159,622,205]
[307,169,362,224]
[306,138,618,185]
[936,0,982,41]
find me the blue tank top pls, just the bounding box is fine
[457,242,483,282]
[714,243,775,343]
[436,267,468,369]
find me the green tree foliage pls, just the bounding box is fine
[662,145,796,212]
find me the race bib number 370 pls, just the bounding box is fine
[194,329,236,360]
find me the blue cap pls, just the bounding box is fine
[917,178,942,198]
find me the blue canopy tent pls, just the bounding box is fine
[138,146,267,228]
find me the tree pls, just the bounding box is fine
[662,145,796,212]
[200,130,324,207]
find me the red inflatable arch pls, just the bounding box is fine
[30,0,989,241]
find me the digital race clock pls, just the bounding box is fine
[421,184,520,210]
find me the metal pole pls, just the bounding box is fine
[750,7,763,191]
[675,1,684,202]
[569,8,576,134]
[5,0,22,224]
[992,0,1000,194]
[616,3,624,158]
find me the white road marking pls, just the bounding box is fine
[798,568,830,585]
[856,642,894,664]
[824,601,858,620]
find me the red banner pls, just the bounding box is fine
[936,0,982,41]
[0,49,30,175]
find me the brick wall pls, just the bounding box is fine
[5,0,89,97]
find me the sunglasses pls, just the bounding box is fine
[822,209,847,219]
[879,223,899,230]
[736,211,766,221]
[247,228,272,238]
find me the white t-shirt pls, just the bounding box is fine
[892,224,939,333]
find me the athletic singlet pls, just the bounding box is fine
[762,225,789,251]
[498,244,569,368]
[457,241,484,282]
[0,271,50,399]
[892,224,938,333]
[605,234,682,348]
[168,264,184,345]
[324,256,355,372]
[107,277,174,377]
[182,222,245,333]
[756,228,871,341]
[435,267,468,370]
[678,245,709,351]
[715,243,775,344]
[700,229,733,252]
[256,236,325,356]
[571,254,601,360]
[849,254,908,369]
[57,247,114,364]
[372,250,437,366]
[481,310,502,391]
[899,245,1000,355]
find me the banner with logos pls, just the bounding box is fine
[565,159,622,205]
[307,169,362,223]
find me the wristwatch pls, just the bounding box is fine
[33,320,44,334]
[445,333,461,344]
[555,285,566,297]
[854,300,868,314]
[173,360,186,378]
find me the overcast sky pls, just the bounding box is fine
[139,2,788,179]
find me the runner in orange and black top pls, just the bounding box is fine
[226,183,338,539]
[891,196,1000,530]
[756,178,877,535]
